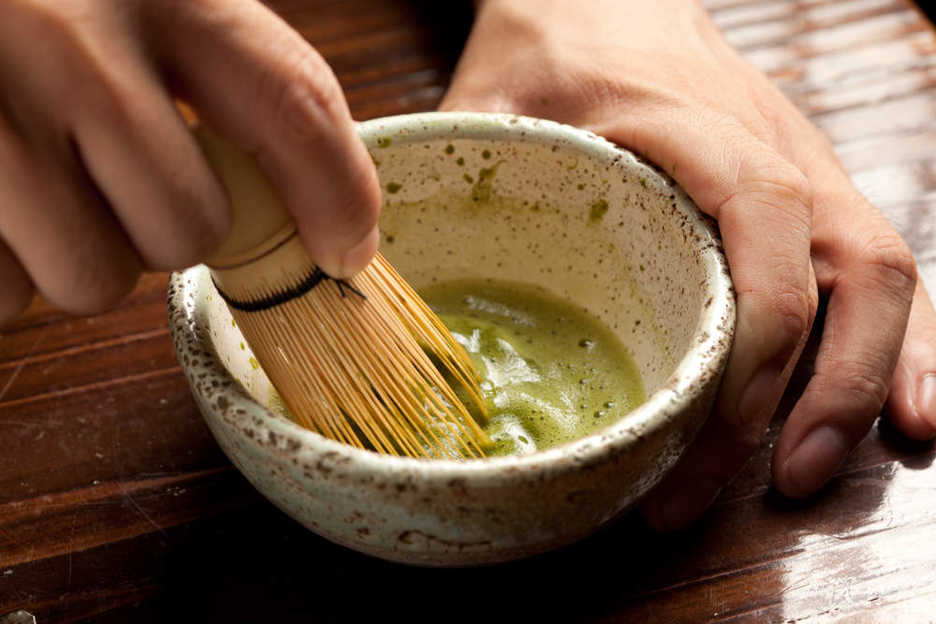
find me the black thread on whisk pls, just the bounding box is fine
[213,267,367,313]
[336,279,366,299]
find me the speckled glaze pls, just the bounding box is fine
[168,112,735,566]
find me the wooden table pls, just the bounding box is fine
[2,1,935,621]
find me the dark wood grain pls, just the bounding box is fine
[1,1,934,622]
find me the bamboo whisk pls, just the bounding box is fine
[196,127,490,459]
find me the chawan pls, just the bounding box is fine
[168,112,735,566]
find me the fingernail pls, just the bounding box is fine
[918,373,936,430]
[783,426,848,498]
[335,226,380,279]
[737,364,782,425]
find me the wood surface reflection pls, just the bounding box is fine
[0,0,934,621]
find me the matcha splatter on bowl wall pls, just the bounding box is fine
[168,112,735,566]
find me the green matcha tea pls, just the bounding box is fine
[421,279,645,457]
[268,278,645,458]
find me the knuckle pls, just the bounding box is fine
[738,267,813,354]
[751,158,811,199]
[779,167,812,207]
[720,163,813,232]
[750,83,821,151]
[567,67,634,113]
[31,231,142,314]
[143,203,232,271]
[263,44,345,142]
[845,370,890,410]
[745,171,811,218]
[46,260,140,315]
[47,50,133,130]
[19,4,120,107]
[857,231,917,293]
[773,286,812,346]
[815,365,891,413]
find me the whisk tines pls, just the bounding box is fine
[217,250,490,459]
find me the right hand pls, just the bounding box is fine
[441,0,936,529]
[0,0,381,324]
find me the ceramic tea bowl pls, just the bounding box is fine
[168,112,735,566]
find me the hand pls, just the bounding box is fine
[0,0,381,324]
[441,0,936,529]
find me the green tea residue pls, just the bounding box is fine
[422,279,644,457]
[589,199,609,223]
[471,162,502,203]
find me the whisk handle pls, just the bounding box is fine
[193,126,294,269]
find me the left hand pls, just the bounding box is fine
[440,0,936,530]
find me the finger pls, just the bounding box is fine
[599,110,815,530]
[0,235,34,325]
[754,92,924,491]
[643,264,818,531]
[64,38,231,270]
[772,202,917,498]
[0,127,141,315]
[147,0,381,278]
[886,281,936,440]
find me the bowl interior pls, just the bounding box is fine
[204,114,725,434]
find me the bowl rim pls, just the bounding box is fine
[169,111,736,483]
